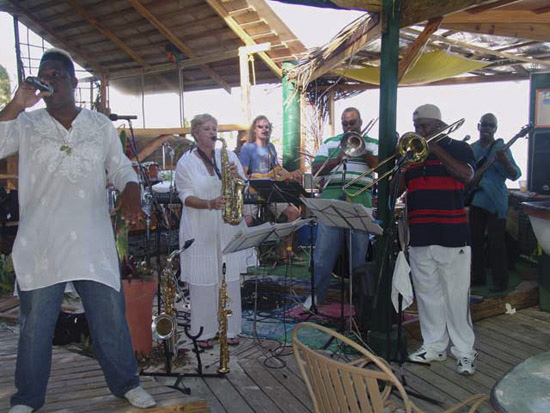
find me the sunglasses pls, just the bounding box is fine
[480,122,496,128]
[341,120,358,127]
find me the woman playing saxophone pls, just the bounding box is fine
[175,114,251,349]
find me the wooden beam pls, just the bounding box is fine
[206,0,282,78]
[403,27,550,66]
[398,17,442,83]
[534,5,550,14]
[440,22,550,43]
[400,0,499,27]
[131,124,248,139]
[66,0,149,67]
[328,72,528,92]
[466,0,521,14]
[4,0,107,75]
[127,0,231,93]
[444,10,550,24]
[330,0,382,12]
[106,49,239,80]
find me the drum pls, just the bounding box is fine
[133,162,160,183]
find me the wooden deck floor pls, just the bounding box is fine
[1,307,549,412]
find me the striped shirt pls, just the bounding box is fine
[312,133,378,207]
[404,137,475,247]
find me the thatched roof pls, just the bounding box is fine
[284,0,550,111]
[0,0,307,94]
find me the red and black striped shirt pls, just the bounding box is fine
[404,138,475,247]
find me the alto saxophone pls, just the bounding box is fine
[217,263,232,374]
[219,136,244,225]
[151,249,179,359]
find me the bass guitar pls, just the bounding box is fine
[464,124,532,206]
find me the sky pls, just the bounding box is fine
[0,4,532,187]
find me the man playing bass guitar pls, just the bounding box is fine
[468,113,522,292]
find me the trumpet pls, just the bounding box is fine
[314,117,378,190]
[342,118,465,198]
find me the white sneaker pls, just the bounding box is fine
[408,346,447,364]
[302,295,313,310]
[456,352,478,375]
[124,385,156,409]
[9,406,33,413]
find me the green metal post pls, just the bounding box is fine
[282,62,300,171]
[369,0,405,358]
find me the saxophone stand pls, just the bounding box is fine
[140,240,224,396]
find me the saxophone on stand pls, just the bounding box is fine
[151,249,180,360]
[218,136,244,225]
[217,263,232,374]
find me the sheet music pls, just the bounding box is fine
[223,218,313,254]
[301,197,383,235]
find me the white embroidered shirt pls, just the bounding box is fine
[0,108,138,291]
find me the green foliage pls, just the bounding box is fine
[0,65,11,110]
[0,254,15,295]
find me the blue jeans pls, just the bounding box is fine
[313,221,370,303]
[11,280,139,410]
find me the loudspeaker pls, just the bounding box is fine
[529,131,550,194]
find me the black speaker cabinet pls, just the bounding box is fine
[529,130,550,194]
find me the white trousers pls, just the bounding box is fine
[409,245,476,358]
[189,279,242,340]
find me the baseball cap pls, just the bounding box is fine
[413,104,441,121]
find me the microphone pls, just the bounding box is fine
[25,76,54,94]
[108,113,138,121]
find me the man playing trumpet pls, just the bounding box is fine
[303,107,378,309]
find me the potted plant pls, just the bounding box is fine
[115,130,158,357]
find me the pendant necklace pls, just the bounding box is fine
[50,115,73,155]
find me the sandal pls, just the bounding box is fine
[227,337,240,346]
[197,340,214,349]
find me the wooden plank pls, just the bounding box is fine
[224,361,283,412]
[66,0,149,67]
[444,9,550,23]
[260,354,313,412]
[475,325,543,359]
[203,373,254,413]
[239,358,310,413]
[127,0,231,93]
[481,315,550,350]
[441,22,550,43]
[206,0,282,78]
[398,17,442,83]
[403,27,550,67]
[400,0,500,27]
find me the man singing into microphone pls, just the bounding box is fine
[0,48,156,412]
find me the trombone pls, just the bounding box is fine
[342,118,465,198]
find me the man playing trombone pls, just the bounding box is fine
[303,107,378,309]
[401,104,478,375]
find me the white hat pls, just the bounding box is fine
[413,104,441,121]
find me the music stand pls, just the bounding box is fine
[248,178,308,205]
[223,218,313,255]
[300,197,382,332]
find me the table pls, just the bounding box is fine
[491,351,550,412]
